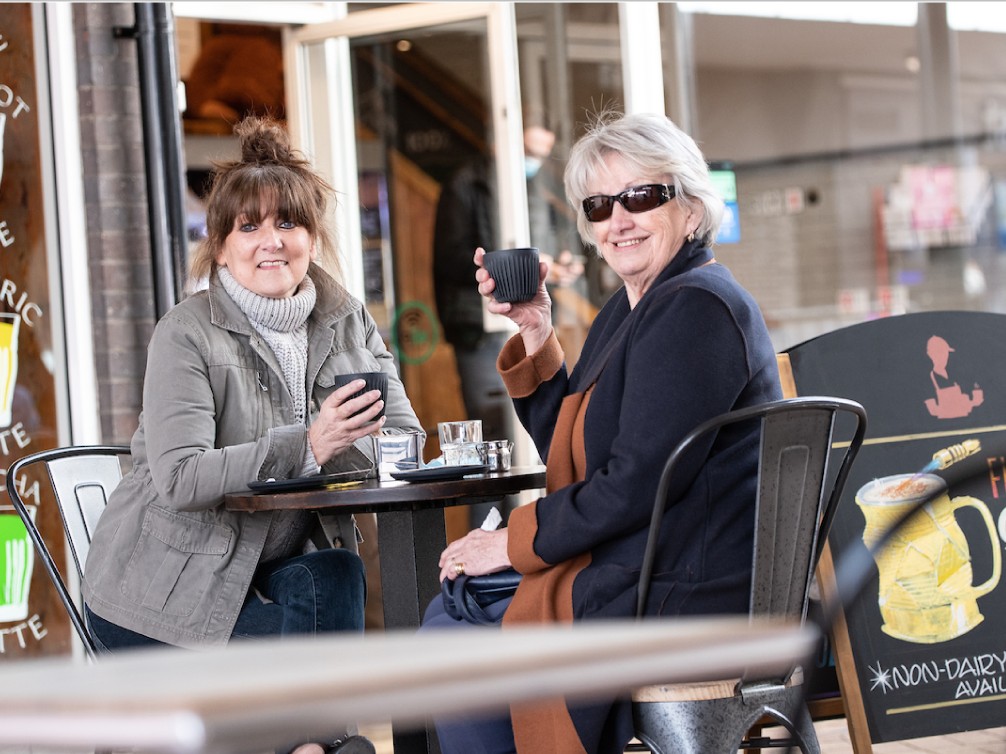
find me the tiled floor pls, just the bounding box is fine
[4,720,1001,753]
[361,720,1006,753]
[811,718,1006,753]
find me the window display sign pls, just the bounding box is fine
[709,164,740,244]
[784,311,1006,748]
[882,164,992,251]
[0,5,70,658]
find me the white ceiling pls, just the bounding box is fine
[170,3,1006,84]
[691,12,1006,81]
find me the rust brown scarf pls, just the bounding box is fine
[505,315,636,753]
[506,386,593,754]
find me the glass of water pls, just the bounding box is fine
[438,420,483,466]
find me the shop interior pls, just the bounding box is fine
[171,2,1006,460]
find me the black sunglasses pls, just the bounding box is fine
[581,183,676,223]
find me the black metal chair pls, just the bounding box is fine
[631,397,867,754]
[6,445,130,661]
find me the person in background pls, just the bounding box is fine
[433,120,585,524]
[423,111,782,753]
[433,134,509,451]
[83,117,423,754]
[523,123,590,363]
[523,123,587,291]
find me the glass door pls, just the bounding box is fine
[287,3,527,465]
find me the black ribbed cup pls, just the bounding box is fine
[483,247,540,303]
[332,371,388,419]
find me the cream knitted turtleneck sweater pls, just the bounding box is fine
[218,266,316,424]
[218,266,319,562]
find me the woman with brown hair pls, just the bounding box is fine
[83,117,422,754]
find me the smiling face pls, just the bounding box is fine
[215,210,316,299]
[589,152,700,306]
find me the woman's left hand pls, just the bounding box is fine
[438,528,511,582]
[308,379,386,465]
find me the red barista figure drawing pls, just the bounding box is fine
[924,335,983,419]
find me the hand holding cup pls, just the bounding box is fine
[308,375,387,465]
[332,371,388,419]
[475,247,552,354]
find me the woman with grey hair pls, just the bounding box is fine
[422,111,781,753]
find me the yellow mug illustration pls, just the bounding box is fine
[856,473,1001,644]
[0,312,21,428]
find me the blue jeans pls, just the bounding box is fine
[419,594,516,754]
[86,548,367,651]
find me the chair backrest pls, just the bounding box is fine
[635,397,867,682]
[6,445,130,660]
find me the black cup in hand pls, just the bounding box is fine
[332,371,388,419]
[482,247,540,303]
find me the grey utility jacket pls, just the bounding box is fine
[83,264,422,647]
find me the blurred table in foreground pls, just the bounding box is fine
[0,617,816,754]
[229,465,548,754]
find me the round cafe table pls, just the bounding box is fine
[225,465,547,754]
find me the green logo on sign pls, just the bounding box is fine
[393,301,439,365]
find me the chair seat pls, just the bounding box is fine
[633,667,816,754]
[631,397,866,754]
[6,445,130,661]
[633,667,804,703]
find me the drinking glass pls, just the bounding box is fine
[372,431,424,481]
[438,420,483,466]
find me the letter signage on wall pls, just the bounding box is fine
[0,4,71,658]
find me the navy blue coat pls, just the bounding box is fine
[500,240,782,753]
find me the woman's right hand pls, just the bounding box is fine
[474,247,553,355]
[308,380,386,465]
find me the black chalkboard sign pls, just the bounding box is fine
[785,311,1006,747]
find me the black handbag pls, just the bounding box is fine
[441,568,522,625]
[438,309,646,625]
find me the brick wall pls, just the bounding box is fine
[74,2,155,443]
[715,143,1006,353]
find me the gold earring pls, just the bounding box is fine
[687,231,696,242]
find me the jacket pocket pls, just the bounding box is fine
[209,362,272,442]
[120,507,232,617]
